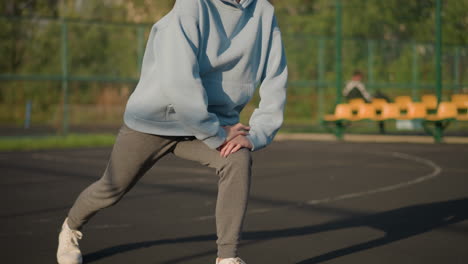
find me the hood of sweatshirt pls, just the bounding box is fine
[220,0,255,9]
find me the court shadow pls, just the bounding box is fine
[84,197,468,263]
[295,197,468,263]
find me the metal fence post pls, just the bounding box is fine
[434,0,443,143]
[367,39,375,94]
[435,0,442,104]
[335,0,343,105]
[24,100,32,129]
[137,26,145,73]
[412,42,419,100]
[317,37,326,119]
[454,46,460,93]
[61,19,69,135]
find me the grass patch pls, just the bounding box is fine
[0,134,116,151]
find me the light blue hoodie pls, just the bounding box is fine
[124,0,288,151]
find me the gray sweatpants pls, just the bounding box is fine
[67,124,252,258]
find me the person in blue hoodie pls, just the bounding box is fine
[57,0,287,263]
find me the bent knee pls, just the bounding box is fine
[225,148,252,168]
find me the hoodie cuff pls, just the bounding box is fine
[202,126,227,149]
[246,134,262,152]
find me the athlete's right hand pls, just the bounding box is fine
[222,123,250,142]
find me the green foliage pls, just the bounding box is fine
[272,0,468,45]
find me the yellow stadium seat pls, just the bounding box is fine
[451,94,468,103]
[454,100,468,109]
[399,103,427,120]
[451,94,468,109]
[426,102,457,121]
[376,103,400,121]
[352,104,376,121]
[394,96,412,110]
[371,98,387,111]
[453,94,468,121]
[421,94,437,110]
[324,104,352,121]
[348,98,366,111]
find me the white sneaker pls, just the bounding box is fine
[57,218,83,264]
[216,257,247,264]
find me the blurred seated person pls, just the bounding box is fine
[342,70,390,103]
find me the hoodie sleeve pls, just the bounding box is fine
[156,9,226,149]
[246,16,288,151]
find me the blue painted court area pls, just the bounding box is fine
[1,140,467,264]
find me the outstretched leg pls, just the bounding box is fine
[67,124,178,230]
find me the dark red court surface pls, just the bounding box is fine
[1,140,467,264]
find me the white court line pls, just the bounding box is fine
[33,151,443,221]
[305,152,442,205]
[193,151,442,221]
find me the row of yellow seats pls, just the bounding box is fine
[325,102,468,122]
[348,94,468,111]
[397,94,468,110]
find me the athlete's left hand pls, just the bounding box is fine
[218,135,252,158]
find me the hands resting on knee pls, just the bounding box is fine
[217,123,253,158]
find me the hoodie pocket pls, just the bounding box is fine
[165,104,177,121]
